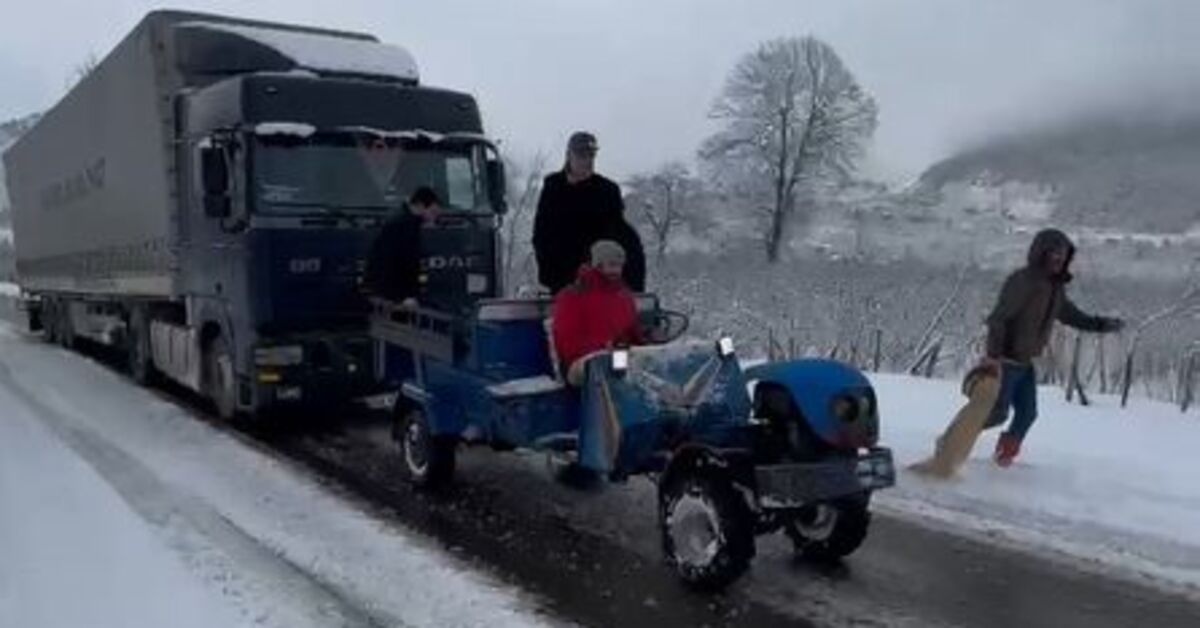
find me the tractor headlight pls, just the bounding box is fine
[831,395,859,423]
[254,345,304,366]
[611,350,629,372]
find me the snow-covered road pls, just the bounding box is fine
[2,303,1199,627]
[0,323,558,628]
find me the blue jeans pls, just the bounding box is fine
[985,364,1038,441]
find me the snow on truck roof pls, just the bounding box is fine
[178,21,420,83]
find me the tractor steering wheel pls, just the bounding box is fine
[644,309,690,345]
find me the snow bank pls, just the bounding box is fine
[183,22,419,82]
[0,325,556,627]
[0,380,245,628]
[870,372,1200,591]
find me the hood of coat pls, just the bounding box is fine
[1026,228,1076,282]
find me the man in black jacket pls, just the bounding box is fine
[533,132,646,294]
[364,186,442,306]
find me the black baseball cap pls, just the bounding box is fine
[567,131,599,155]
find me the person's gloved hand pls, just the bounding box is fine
[1100,317,1125,333]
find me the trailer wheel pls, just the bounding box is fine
[50,300,75,349]
[397,406,455,489]
[204,336,238,420]
[785,494,871,561]
[42,301,60,345]
[659,464,755,591]
[126,309,157,385]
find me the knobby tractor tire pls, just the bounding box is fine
[204,336,239,421]
[658,466,756,591]
[785,494,872,562]
[397,405,456,489]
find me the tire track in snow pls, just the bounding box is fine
[0,359,399,628]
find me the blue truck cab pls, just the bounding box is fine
[2,11,505,418]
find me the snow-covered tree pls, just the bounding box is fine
[625,162,701,263]
[500,151,547,294]
[701,36,878,263]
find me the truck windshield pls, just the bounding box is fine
[252,132,491,214]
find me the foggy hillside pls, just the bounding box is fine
[1,114,39,278]
[0,113,39,219]
[914,114,1200,233]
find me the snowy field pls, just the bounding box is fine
[873,373,1200,594]
[0,323,557,628]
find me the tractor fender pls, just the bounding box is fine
[744,359,876,448]
[660,445,759,513]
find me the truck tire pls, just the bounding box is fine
[42,301,60,345]
[785,494,871,561]
[397,406,455,489]
[204,336,238,420]
[126,309,157,385]
[659,464,755,591]
[46,300,75,349]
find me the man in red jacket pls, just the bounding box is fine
[552,240,642,382]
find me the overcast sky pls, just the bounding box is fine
[3,0,1199,181]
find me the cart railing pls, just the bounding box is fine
[369,299,456,362]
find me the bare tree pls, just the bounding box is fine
[500,151,548,294]
[625,162,698,263]
[65,53,100,91]
[701,36,878,263]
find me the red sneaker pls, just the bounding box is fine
[994,434,1021,468]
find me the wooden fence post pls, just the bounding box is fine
[1067,333,1083,404]
[923,340,942,378]
[872,329,883,372]
[1097,336,1108,395]
[1182,352,1197,413]
[1121,346,1135,408]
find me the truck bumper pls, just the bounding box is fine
[754,447,895,509]
[248,335,385,412]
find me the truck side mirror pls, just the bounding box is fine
[486,159,507,216]
[200,145,231,218]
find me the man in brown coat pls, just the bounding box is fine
[983,228,1123,466]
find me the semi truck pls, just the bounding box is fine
[3,10,507,418]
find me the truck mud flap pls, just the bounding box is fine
[755,448,895,510]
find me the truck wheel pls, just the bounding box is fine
[659,466,755,591]
[43,301,60,344]
[204,336,238,420]
[785,495,871,561]
[52,301,75,349]
[126,309,157,385]
[397,406,455,489]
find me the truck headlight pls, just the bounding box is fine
[254,345,304,366]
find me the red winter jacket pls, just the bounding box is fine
[552,267,642,369]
